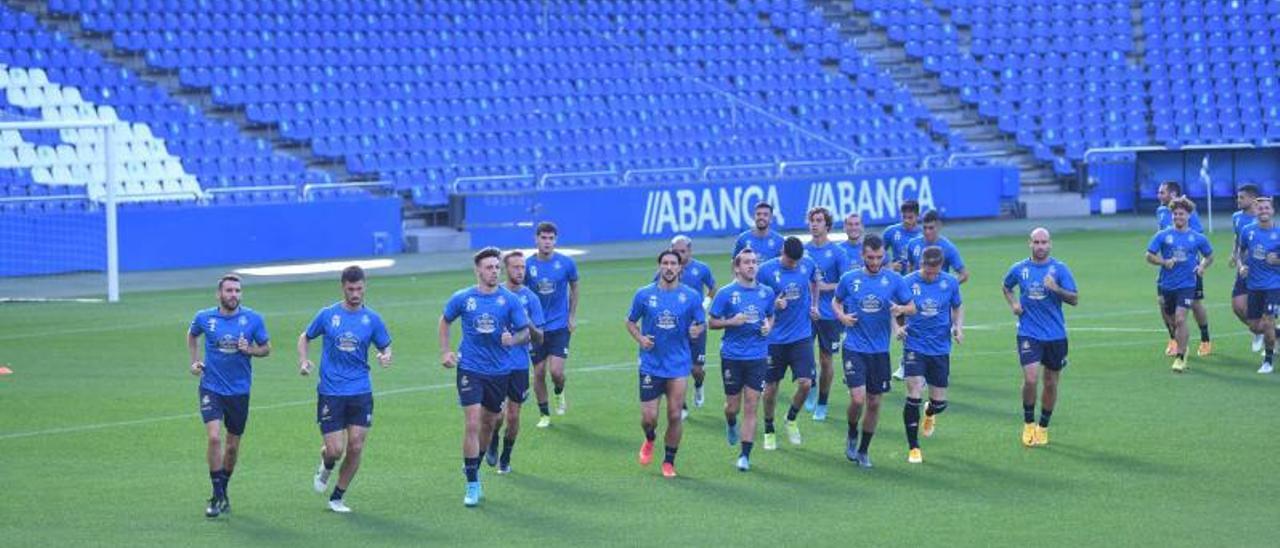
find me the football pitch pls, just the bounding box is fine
[1,227,1277,546]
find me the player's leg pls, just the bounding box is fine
[1158,294,1177,356]
[1260,300,1277,373]
[761,380,779,450]
[846,385,865,461]
[661,377,688,476]
[785,341,815,444]
[922,356,949,438]
[549,330,570,414]
[814,342,834,420]
[722,360,743,447]
[639,374,661,465]
[498,370,528,473]
[903,373,924,462]
[317,427,345,494]
[486,408,504,467]
[1172,300,1190,372]
[691,333,707,409]
[737,366,764,470]
[1021,362,1040,447]
[457,370,487,506]
[532,356,552,426]
[1036,368,1060,446]
[203,418,228,516]
[1193,275,1212,356]
[328,425,367,512]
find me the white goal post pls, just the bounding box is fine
[0,117,120,302]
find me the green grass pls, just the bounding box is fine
[2,228,1277,546]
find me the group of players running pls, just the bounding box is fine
[1147,180,1280,375]
[187,200,1080,514]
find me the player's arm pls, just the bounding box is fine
[567,280,579,332]
[1002,283,1023,315]
[187,331,203,376]
[1145,251,1170,267]
[833,295,856,326]
[1046,279,1078,306]
[296,332,314,375]
[625,319,653,349]
[237,336,270,358]
[1196,251,1214,276]
[438,315,458,368]
[951,304,965,344]
[502,326,530,347]
[808,276,820,320]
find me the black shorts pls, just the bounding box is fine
[842,349,892,395]
[317,392,373,434]
[532,328,571,363]
[767,338,816,383]
[902,351,950,388]
[639,372,677,402]
[1017,337,1069,371]
[1159,287,1196,316]
[507,368,530,404]
[457,369,507,413]
[721,358,767,396]
[690,332,707,367]
[199,388,249,436]
[1233,275,1248,298]
[812,319,843,355]
[1246,289,1280,320]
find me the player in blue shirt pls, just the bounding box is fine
[483,250,546,475]
[298,266,393,513]
[708,248,775,472]
[667,235,718,415]
[186,274,270,518]
[527,222,579,426]
[1002,228,1079,447]
[899,247,963,464]
[1238,197,1280,374]
[840,212,865,272]
[758,237,820,449]
[904,211,969,283]
[897,210,968,381]
[804,207,849,421]
[834,234,916,468]
[626,250,707,478]
[1156,180,1212,356]
[1146,198,1214,373]
[1231,184,1261,352]
[439,247,532,506]
[733,200,786,262]
[882,199,922,274]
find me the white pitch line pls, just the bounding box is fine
[0,361,638,442]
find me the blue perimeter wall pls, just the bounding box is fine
[0,198,402,276]
[468,166,1018,248]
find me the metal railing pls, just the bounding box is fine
[302,180,393,200]
[778,159,852,176]
[702,162,777,180]
[852,155,918,172]
[449,174,536,194]
[945,151,1007,167]
[538,169,617,189]
[621,166,699,185]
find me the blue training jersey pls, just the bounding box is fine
[1240,222,1280,291]
[189,306,269,396]
[627,283,706,378]
[1146,228,1213,291]
[905,235,966,275]
[709,281,776,360]
[805,240,849,320]
[882,222,922,267]
[903,271,963,356]
[1233,211,1256,239]
[733,229,786,262]
[1156,205,1204,233]
[758,256,818,344]
[1003,258,1077,341]
[505,285,546,371]
[304,302,392,396]
[527,252,578,331]
[444,286,531,376]
[840,240,864,271]
[834,268,912,354]
[653,258,716,296]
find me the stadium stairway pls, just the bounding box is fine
[810,0,1089,216]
